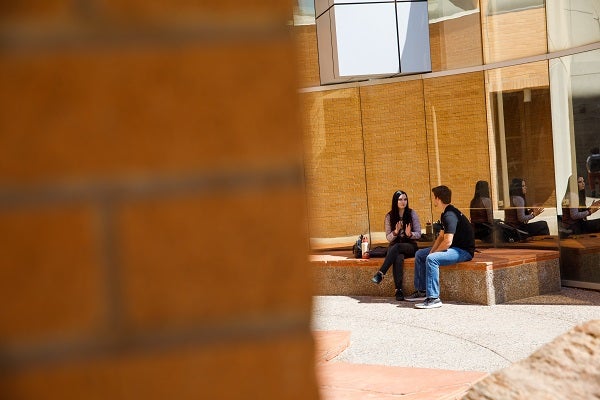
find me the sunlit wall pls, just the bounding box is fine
[295,0,600,288]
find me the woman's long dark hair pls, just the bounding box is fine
[509,178,526,206]
[470,180,490,208]
[578,184,587,210]
[389,190,413,230]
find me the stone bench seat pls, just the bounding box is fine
[558,234,600,284]
[310,248,561,305]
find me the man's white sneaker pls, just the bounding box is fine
[415,298,442,309]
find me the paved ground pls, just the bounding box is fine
[311,287,600,399]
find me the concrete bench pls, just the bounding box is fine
[558,234,600,285]
[310,248,561,305]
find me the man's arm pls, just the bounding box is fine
[431,232,453,253]
[430,231,443,253]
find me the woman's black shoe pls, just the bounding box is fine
[371,271,383,284]
[395,289,404,301]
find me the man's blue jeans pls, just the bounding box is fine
[414,247,473,299]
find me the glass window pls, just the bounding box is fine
[547,0,600,52]
[550,49,600,288]
[485,61,558,247]
[428,0,483,71]
[294,0,315,25]
[428,0,479,20]
[481,0,547,63]
[486,0,544,15]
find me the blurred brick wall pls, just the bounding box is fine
[0,1,318,399]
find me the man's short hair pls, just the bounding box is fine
[432,185,452,204]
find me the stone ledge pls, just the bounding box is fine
[311,248,561,305]
[559,235,600,283]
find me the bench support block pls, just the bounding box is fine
[312,249,561,305]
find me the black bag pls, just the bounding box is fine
[494,220,529,243]
[352,235,363,258]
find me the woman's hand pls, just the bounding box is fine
[404,222,412,237]
[532,207,544,217]
[394,221,401,235]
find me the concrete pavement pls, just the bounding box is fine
[312,287,600,399]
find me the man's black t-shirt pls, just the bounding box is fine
[440,204,475,256]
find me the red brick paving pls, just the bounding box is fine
[314,331,488,400]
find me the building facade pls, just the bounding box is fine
[295,0,600,289]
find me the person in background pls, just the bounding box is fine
[371,190,422,301]
[504,178,550,237]
[586,147,600,197]
[562,176,600,234]
[408,185,475,309]
[469,180,494,243]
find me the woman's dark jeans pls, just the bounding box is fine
[378,242,417,290]
[522,220,550,236]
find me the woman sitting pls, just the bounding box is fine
[562,176,600,234]
[504,178,549,237]
[469,180,494,243]
[371,190,421,301]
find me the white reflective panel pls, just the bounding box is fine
[397,1,431,73]
[547,0,600,51]
[315,0,432,83]
[333,3,399,76]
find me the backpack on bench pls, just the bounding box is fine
[493,220,529,243]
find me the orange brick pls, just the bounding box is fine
[429,12,483,72]
[360,81,433,228]
[294,24,320,88]
[0,39,302,185]
[0,1,73,22]
[116,185,312,330]
[482,6,548,63]
[423,72,491,210]
[299,88,370,238]
[0,331,318,400]
[0,204,107,345]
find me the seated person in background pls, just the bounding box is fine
[586,147,600,197]
[562,176,600,234]
[504,178,550,237]
[371,190,422,301]
[469,180,493,242]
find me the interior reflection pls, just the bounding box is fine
[553,49,600,286]
[484,62,559,250]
